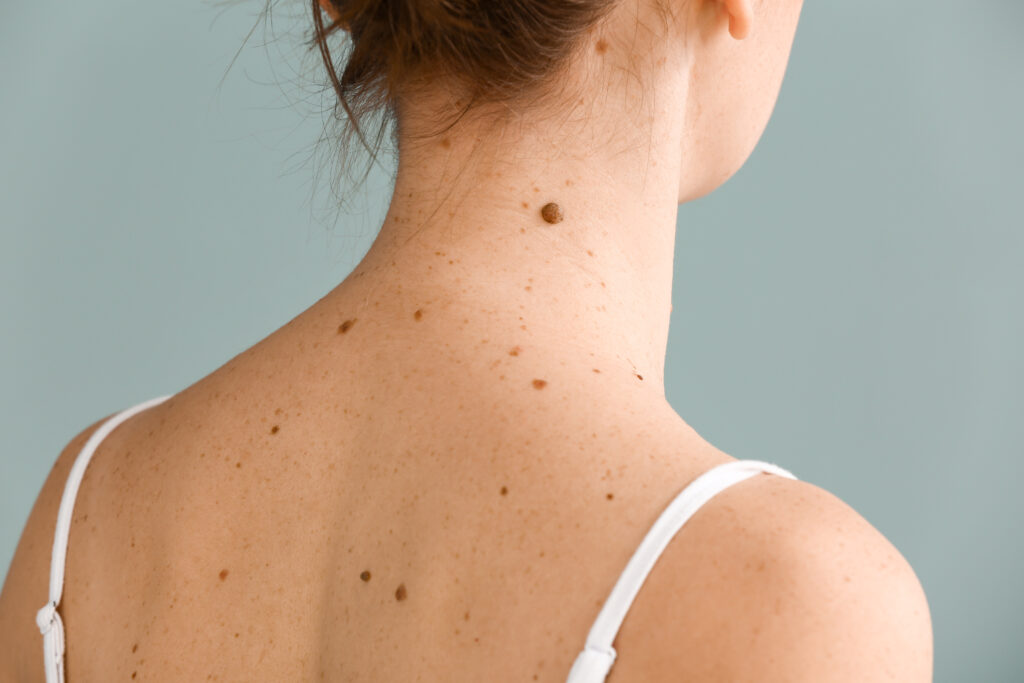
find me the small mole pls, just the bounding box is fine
[395,583,407,601]
[235,462,241,468]
[132,643,138,653]
[218,569,229,581]
[595,38,608,54]
[606,493,614,500]
[540,202,563,224]
[509,346,521,356]
[360,570,371,582]
[500,486,508,495]
[413,309,423,321]
[234,632,240,638]
[440,137,451,148]
[532,379,548,389]
[337,318,357,334]
[636,374,644,381]
[270,425,279,434]
[131,673,137,680]
[593,368,601,373]
[521,201,529,208]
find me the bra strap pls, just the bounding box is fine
[565,459,798,682]
[36,394,174,683]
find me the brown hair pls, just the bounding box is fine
[307,0,624,198]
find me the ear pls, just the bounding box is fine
[720,0,754,39]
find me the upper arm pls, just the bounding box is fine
[622,476,934,682]
[0,415,112,682]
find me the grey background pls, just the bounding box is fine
[2,0,1021,678]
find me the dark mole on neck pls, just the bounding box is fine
[540,202,563,224]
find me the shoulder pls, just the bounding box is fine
[0,413,114,681]
[616,472,934,682]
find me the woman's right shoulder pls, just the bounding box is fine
[614,473,934,682]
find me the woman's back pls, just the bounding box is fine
[0,283,931,681]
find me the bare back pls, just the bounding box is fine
[2,287,820,682]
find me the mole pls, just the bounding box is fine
[270,425,279,434]
[606,493,614,500]
[132,643,138,653]
[636,374,643,381]
[395,583,407,601]
[500,486,508,495]
[532,379,548,389]
[360,570,371,582]
[413,309,423,320]
[218,569,229,581]
[540,202,563,224]
[337,318,357,334]
[509,346,521,356]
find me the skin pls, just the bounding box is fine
[0,0,932,681]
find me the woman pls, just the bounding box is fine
[0,0,933,680]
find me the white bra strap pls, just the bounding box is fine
[566,459,798,683]
[36,394,174,683]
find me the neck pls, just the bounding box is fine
[324,54,692,400]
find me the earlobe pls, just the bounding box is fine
[722,0,754,39]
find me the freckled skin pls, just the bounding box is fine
[540,202,563,224]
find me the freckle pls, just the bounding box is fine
[360,570,371,581]
[532,379,547,389]
[509,346,521,356]
[395,583,407,601]
[441,137,451,148]
[532,186,540,192]
[448,259,454,264]
[274,407,282,415]
[413,309,423,320]
[521,201,529,208]
[540,202,563,224]
[219,569,229,581]
[600,281,606,288]
[132,643,138,653]
[271,425,279,434]
[586,249,594,257]
[235,462,241,468]
[500,486,508,495]
[606,493,614,500]
[593,368,601,373]
[337,318,357,334]
[595,38,608,54]
[131,673,136,679]
[234,632,240,637]
[524,285,532,291]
